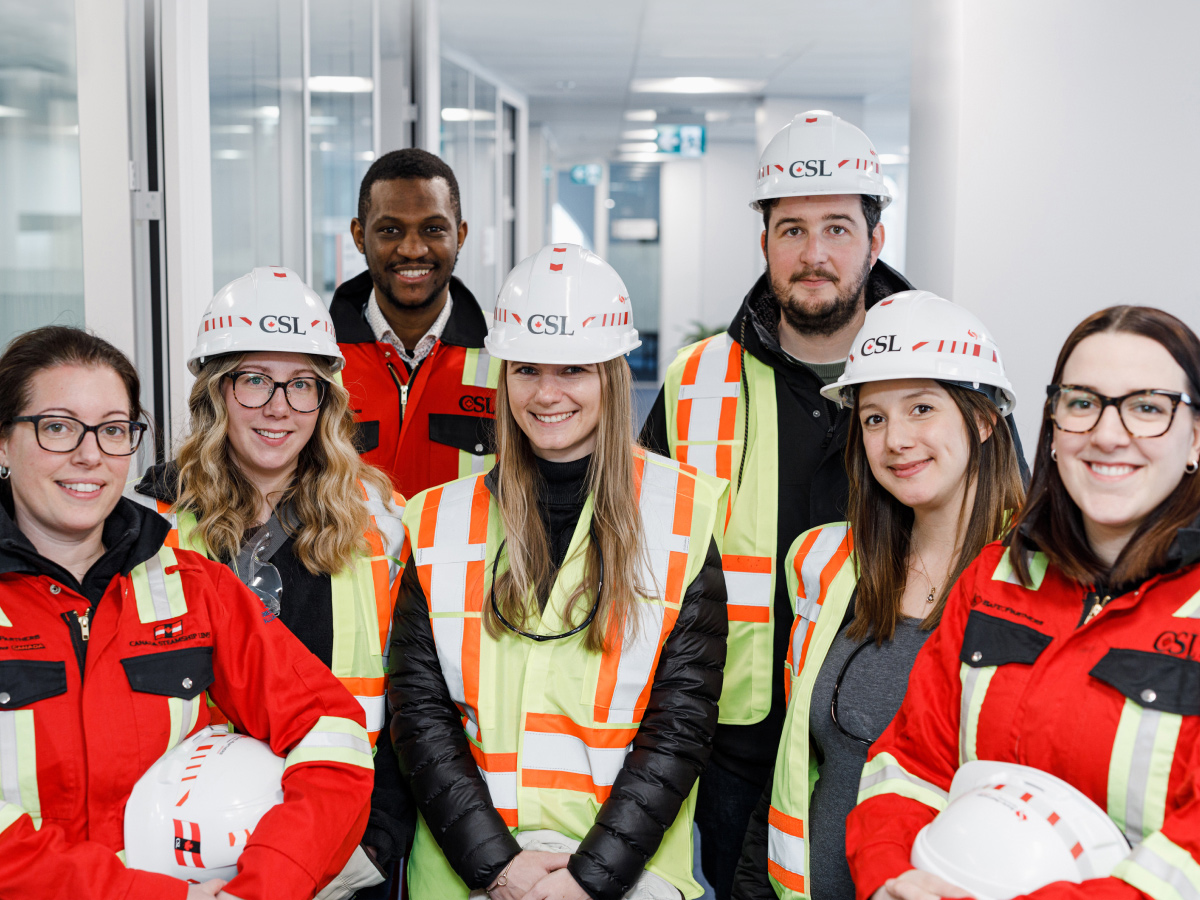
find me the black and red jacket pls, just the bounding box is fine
[330,271,498,499]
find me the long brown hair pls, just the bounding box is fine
[0,326,147,506]
[173,353,394,575]
[487,357,652,653]
[1008,306,1200,588]
[847,384,1024,642]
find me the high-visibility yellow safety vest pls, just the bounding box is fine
[663,333,778,724]
[129,481,405,745]
[767,523,856,899]
[402,449,726,900]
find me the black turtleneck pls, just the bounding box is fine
[534,454,592,569]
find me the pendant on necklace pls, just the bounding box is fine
[926,588,936,604]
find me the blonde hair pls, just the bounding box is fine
[487,357,653,653]
[174,353,394,575]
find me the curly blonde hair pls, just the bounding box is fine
[174,353,394,575]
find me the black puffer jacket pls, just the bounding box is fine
[387,486,728,900]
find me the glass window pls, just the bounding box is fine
[309,0,375,301]
[0,0,84,350]
[607,163,661,383]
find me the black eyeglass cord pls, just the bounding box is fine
[489,525,605,642]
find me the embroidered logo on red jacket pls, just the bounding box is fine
[155,620,184,640]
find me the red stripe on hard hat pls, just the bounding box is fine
[774,164,784,172]
[1048,812,1061,825]
[550,263,563,271]
[1021,792,1033,802]
[273,272,287,278]
[937,341,945,352]
[950,341,957,353]
[583,316,595,327]
[512,313,522,324]
[1071,843,1083,859]
[912,341,928,350]
[805,117,818,123]
[879,299,893,306]
[553,246,566,252]
[870,148,877,156]
[311,319,321,327]
[993,350,998,362]
[176,790,190,806]
[839,160,849,168]
[239,317,252,325]
[973,344,981,357]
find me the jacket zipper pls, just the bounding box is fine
[1079,590,1113,628]
[386,357,425,437]
[62,608,92,678]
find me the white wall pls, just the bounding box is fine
[910,0,1200,451]
[658,141,763,375]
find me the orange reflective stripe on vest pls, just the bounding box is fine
[786,525,853,703]
[675,335,742,481]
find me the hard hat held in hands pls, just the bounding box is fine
[820,290,1017,414]
[486,244,641,365]
[123,726,285,882]
[753,110,892,211]
[910,761,1130,900]
[187,266,344,374]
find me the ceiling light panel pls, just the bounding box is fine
[631,77,766,94]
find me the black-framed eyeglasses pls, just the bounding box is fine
[225,371,327,414]
[831,638,877,747]
[1046,385,1195,438]
[489,527,604,642]
[10,415,147,456]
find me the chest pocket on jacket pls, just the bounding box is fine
[0,660,67,710]
[353,419,380,454]
[429,413,496,456]
[1090,648,1198,844]
[958,612,1053,765]
[121,647,215,754]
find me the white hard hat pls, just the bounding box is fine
[124,727,285,881]
[911,761,1129,900]
[820,290,1017,415]
[486,244,641,365]
[753,110,892,211]
[188,266,343,374]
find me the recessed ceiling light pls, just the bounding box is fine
[621,129,658,140]
[308,76,374,93]
[617,153,662,163]
[0,105,28,118]
[619,142,660,154]
[631,77,765,94]
[877,153,908,165]
[624,109,657,122]
[441,108,497,122]
[705,110,731,122]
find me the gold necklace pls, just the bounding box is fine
[913,547,938,604]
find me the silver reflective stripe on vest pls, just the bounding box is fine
[0,711,39,826]
[426,479,486,614]
[637,459,689,599]
[790,526,849,669]
[1115,832,1200,900]
[143,552,176,621]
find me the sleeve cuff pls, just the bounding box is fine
[223,843,319,900]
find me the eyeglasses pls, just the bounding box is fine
[489,526,604,642]
[1046,385,1195,438]
[830,639,878,747]
[226,371,327,414]
[10,415,147,456]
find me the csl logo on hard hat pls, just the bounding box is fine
[861,335,900,356]
[260,315,307,335]
[789,160,833,178]
[527,314,574,336]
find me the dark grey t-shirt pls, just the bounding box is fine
[807,617,931,900]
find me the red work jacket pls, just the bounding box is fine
[330,272,498,499]
[847,538,1200,900]
[0,500,373,900]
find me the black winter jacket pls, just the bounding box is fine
[387,479,729,900]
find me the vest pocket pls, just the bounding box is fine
[1090,648,1200,715]
[429,413,496,456]
[353,419,380,453]
[120,646,214,700]
[959,610,1052,667]
[0,660,67,709]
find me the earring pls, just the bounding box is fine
[1187,460,1199,475]
[0,465,9,480]
[1051,447,1058,462]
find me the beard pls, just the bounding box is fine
[368,252,458,313]
[770,251,872,338]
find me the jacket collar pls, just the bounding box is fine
[329,270,488,349]
[0,489,169,589]
[135,461,179,505]
[728,259,914,371]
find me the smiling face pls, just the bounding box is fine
[1053,332,1200,562]
[351,176,468,315]
[505,362,602,462]
[857,378,985,515]
[761,193,883,338]
[221,352,322,494]
[0,364,133,548]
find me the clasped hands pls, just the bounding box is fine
[487,850,590,900]
[871,868,973,900]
